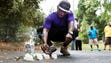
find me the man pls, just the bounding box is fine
[71,18,80,50]
[37,1,74,56]
[75,35,82,50]
[88,26,101,51]
[104,22,111,50]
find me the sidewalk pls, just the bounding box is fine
[0,50,111,63]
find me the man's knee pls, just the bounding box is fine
[65,37,72,42]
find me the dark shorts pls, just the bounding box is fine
[72,29,79,40]
[37,27,68,42]
[105,37,111,45]
[48,26,68,42]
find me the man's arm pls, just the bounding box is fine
[68,21,74,35]
[67,11,74,35]
[41,28,51,54]
[66,21,74,39]
[42,28,49,45]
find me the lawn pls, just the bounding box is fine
[82,43,104,51]
[72,41,110,51]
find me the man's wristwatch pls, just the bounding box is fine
[68,31,73,35]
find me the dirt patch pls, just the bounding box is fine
[0,42,41,51]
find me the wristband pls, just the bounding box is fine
[68,31,73,35]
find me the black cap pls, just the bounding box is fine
[90,26,93,29]
[58,1,70,13]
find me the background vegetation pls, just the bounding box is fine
[0,0,45,42]
[0,0,111,43]
[76,0,111,43]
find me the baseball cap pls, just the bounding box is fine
[58,1,70,13]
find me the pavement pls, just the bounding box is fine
[0,50,111,63]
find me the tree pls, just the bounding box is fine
[76,0,103,43]
[100,0,111,21]
[0,0,45,42]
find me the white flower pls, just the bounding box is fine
[51,53,58,60]
[24,53,34,61]
[42,53,50,59]
[33,53,43,60]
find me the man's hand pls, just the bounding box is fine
[41,44,50,54]
[41,28,50,54]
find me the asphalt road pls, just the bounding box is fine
[0,50,111,63]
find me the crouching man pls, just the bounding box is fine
[37,1,74,56]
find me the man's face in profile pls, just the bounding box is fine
[57,8,67,18]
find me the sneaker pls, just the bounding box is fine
[103,49,106,50]
[60,46,70,56]
[90,48,93,51]
[49,45,57,54]
[97,48,101,51]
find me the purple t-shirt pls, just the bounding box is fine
[43,11,74,30]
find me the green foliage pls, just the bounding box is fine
[76,0,111,43]
[101,0,111,21]
[76,0,104,43]
[0,0,45,42]
[80,16,89,44]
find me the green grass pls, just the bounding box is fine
[53,41,110,51]
[69,42,110,51]
[82,43,103,51]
